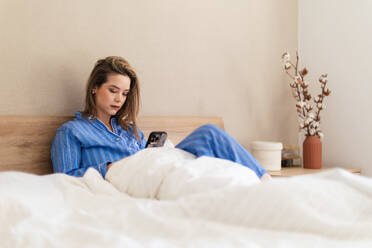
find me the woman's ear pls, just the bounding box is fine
[92,86,98,95]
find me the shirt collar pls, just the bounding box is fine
[75,111,119,133]
[74,111,90,120]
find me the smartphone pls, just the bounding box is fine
[145,131,168,148]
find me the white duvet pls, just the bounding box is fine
[1,147,372,248]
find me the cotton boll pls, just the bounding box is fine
[282,52,290,61]
[309,128,316,136]
[296,101,305,108]
[318,103,326,109]
[307,112,315,120]
[295,76,302,84]
[318,75,327,83]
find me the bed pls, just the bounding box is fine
[0,115,224,175]
[0,115,372,247]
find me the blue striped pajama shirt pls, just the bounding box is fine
[51,111,267,178]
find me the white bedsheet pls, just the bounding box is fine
[1,147,372,247]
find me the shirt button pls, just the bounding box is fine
[116,137,121,141]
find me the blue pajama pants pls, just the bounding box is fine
[176,124,267,178]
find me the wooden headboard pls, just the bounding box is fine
[0,116,224,175]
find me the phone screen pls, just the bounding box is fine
[145,131,167,148]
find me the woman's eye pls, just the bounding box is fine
[123,92,128,96]
[109,89,117,93]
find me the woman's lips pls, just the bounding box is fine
[111,105,120,110]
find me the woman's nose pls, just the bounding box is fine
[114,94,122,102]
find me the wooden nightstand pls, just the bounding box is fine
[269,167,362,177]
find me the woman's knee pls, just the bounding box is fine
[180,124,226,146]
[196,123,223,135]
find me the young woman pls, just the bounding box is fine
[51,56,271,181]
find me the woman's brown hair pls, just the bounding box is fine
[82,56,141,140]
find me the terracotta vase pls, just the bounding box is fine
[303,135,322,169]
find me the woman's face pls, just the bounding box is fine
[93,73,131,121]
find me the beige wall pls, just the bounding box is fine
[0,0,298,149]
[299,0,372,176]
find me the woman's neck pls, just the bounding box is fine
[96,114,113,132]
